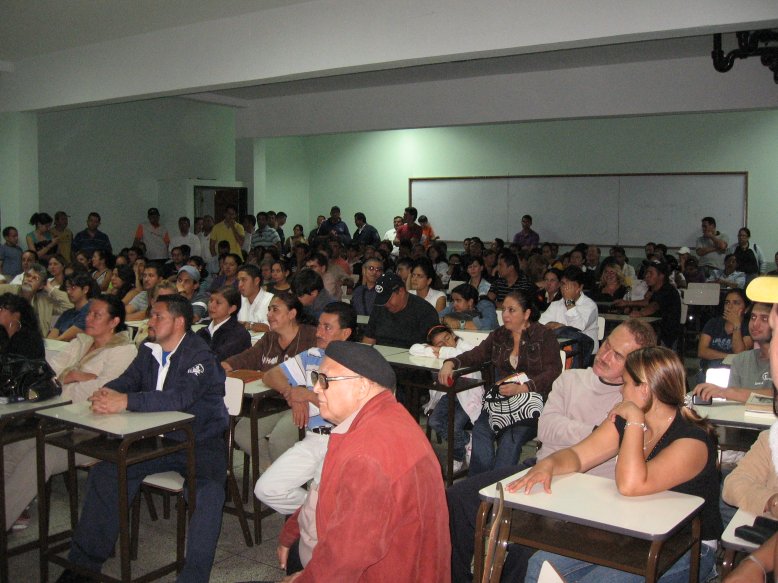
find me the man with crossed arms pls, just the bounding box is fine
[254,301,357,514]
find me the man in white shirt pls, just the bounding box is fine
[383,216,403,257]
[236,263,273,333]
[169,216,202,258]
[539,266,600,358]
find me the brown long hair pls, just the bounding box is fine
[624,346,716,440]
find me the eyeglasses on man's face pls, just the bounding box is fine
[310,370,362,390]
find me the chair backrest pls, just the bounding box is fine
[559,350,566,369]
[224,377,245,416]
[496,309,504,326]
[679,302,689,325]
[684,282,721,306]
[597,316,605,341]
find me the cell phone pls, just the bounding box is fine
[692,395,712,406]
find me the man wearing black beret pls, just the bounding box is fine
[277,342,451,581]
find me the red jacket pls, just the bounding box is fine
[280,390,451,582]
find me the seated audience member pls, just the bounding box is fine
[132,281,178,346]
[4,294,137,532]
[292,268,336,321]
[682,255,707,285]
[236,263,273,333]
[90,249,112,292]
[614,260,682,348]
[285,224,307,253]
[526,253,549,289]
[351,257,383,316]
[409,257,447,312]
[8,250,39,285]
[306,251,344,300]
[584,244,602,277]
[427,243,449,283]
[394,256,414,288]
[196,286,251,361]
[175,265,209,323]
[255,302,356,515]
[439,291,562,476]
[696,288,752,373]
[251,211,281,251]
[188,255,211,292]
[487,250,535,308]
[610,245,636,287]
[0,263,73,335]
[447,321,656,583]
[0,292,44,358]
[730,227,766,278]
[692,301,772,403]
[223,293,317,470]
[277,342,451,581]
[266,258,292,294]
[514,346,721,583]
[708,253,746,289]
[539,266,599,360]
[107,265,136,303]
[439,283,498,331]
[535,267,562,313]
[125,263,164,320]
[768,251,778,276]
[162,244,189,279]
[327,240,350,275]
[47,254,67,289]
[362,272,440,348]
[48,273,98,341]
[208,251,241,293]
[589,257,628,305]
[463,255,491,296]
[412,324,482,472]
[56,295,227,583]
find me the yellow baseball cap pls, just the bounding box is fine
[746,276,778,303]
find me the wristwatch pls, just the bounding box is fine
[459,319,466,330]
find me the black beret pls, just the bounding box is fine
[324,341,396,390]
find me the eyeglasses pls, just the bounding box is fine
[310,370,362,390]
[365,266,383,272]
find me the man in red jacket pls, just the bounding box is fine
[277,341,451,582]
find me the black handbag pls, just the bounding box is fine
[0,354,62,404]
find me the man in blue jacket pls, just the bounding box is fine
[57,295,228,583]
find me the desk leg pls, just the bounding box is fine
[250,395,261,543]
[445,391,455,487]
[118,443,131,583]
[688,516,701,583]
[37,422,49,583]
[646,539,666,583]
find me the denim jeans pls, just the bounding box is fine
[526,543,717,583]
[469,409,537,476]
[429,395,471,461]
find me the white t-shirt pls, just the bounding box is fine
[237,288,273,324]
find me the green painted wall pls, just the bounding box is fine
[257,109,778,261]
[37,98,235,249]
[0,112,39,232]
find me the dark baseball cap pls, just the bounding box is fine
[373,272,404,306]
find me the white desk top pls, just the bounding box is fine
[250,331,266,345]
[36,402,193,438]
[369,345,410,358]
[693,402,776,429]
[721,508,760,553]
[243,378,274,397]
[480,470,704,540]
[384,351,444,370]
[0,395,71,419]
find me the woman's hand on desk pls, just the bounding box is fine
[506,459,554,494]
[88,388,128,414]
[499,383,528,397]
[437,362,455,386]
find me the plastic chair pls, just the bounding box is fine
[130,377,253,560]
[597,316,605,341]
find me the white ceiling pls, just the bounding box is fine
[0,0,315,61]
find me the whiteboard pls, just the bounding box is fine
[410,173,746,247]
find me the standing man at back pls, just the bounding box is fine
[51,211,73,264]
[394,206,422,246]
[209,204,245,257]
[134,207,170,262]
[696,216,728,277]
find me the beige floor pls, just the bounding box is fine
[6,459,286,583]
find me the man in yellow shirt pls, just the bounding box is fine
[209,204,245,257]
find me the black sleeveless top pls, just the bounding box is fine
[615,413,723,540]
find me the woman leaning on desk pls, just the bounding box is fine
[3,293,137,531]
[222,292,317,471]
[438,290,562,476]
[511,346,722,583]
